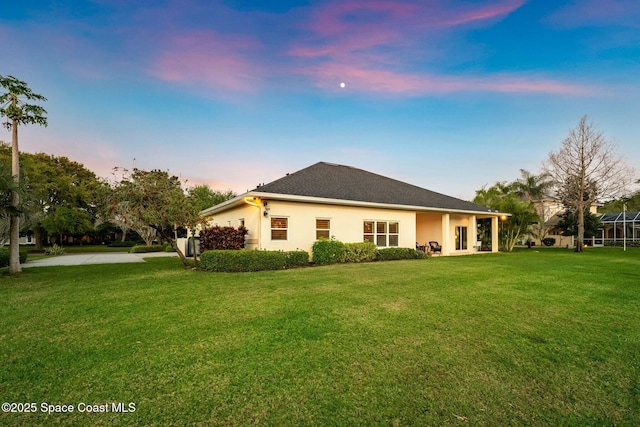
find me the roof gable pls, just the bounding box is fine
[253,162,492,213]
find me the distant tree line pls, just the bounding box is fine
[0,143,236,266]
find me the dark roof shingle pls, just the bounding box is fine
[253,162,492,213]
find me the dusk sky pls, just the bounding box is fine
[2,0,639,200]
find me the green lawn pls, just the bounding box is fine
[1,248,639,426]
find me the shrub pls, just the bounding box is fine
[541,237,556,247]
[130,244,165,253]
[376,247,428,261]
[200,250,309,272]
[604,240,640,248]
[164,244,176,252]
[0,248,28,267]
[200,226,248,251]
[44,244,65,256]
[343,241,378,263]
[312,238,345,264]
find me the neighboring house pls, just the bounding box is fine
[530,197,601,247]
[201,162,503,256]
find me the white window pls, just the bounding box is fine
[316,218,330,240]
[364,221,399,247]
[271,217,288,240]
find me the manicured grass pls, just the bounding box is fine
[1,248,639,425]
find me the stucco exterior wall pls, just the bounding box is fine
[416,213,443,245]
[263,200,417,253]
[205,204,261,249]
[205,200,417,253]
[204,198,498,255]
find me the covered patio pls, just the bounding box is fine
[416,212,498,255]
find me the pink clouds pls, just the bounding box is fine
[301,63,588,95]
[139,0,587,97]
[285,0,587,96]
[149,30,262,93]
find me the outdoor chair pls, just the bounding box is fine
[429,241,442,254]
[416,242,427,252]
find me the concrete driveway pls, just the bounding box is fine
[22,252,178,268]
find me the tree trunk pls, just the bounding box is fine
[158,228,190,267]
[9,119,21,274]
[575,203,585,252]
[34,226,44,251]
[191,230,197,263]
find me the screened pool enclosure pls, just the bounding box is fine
[599,211,640,243]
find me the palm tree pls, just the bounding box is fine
[0,76,47,273]
[514,169,553,203]
[513,169,555,243]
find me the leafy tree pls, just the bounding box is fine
[544,116,634,252]
[188,185,236,212]
[473,181,539,252]
[41,206,94,244]
[18,151,107,249]
[0,75,47,273]
[601,188,640,213]
[109,168,202,267]
[556,209,602,241]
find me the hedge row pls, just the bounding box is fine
[375,247,428,261]
[604,240,640,248]
[130,244,167,253]
[312,238,428,265]
[200,250,309,272]
[0,248,28,267]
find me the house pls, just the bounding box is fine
[529,197,602,247]
[201,162,504,256]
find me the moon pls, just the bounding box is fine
[340,82,346,88]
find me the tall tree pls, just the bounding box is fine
[19,151,106,249]
[109,168,201,267]
[544,116,634,252]
[0,76,47,273]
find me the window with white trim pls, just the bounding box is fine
[271,217,288,240]
[364,221,399,247]
[316,218,330,240]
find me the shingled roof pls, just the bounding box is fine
[253,162,492,213]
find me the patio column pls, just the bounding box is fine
[442,213,450,255]
[469,215,477,252]
[491,216,499,252]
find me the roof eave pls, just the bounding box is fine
[232,191,503,216]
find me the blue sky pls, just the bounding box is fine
[2,0,639,200]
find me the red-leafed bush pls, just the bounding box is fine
[199,226,248,251]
